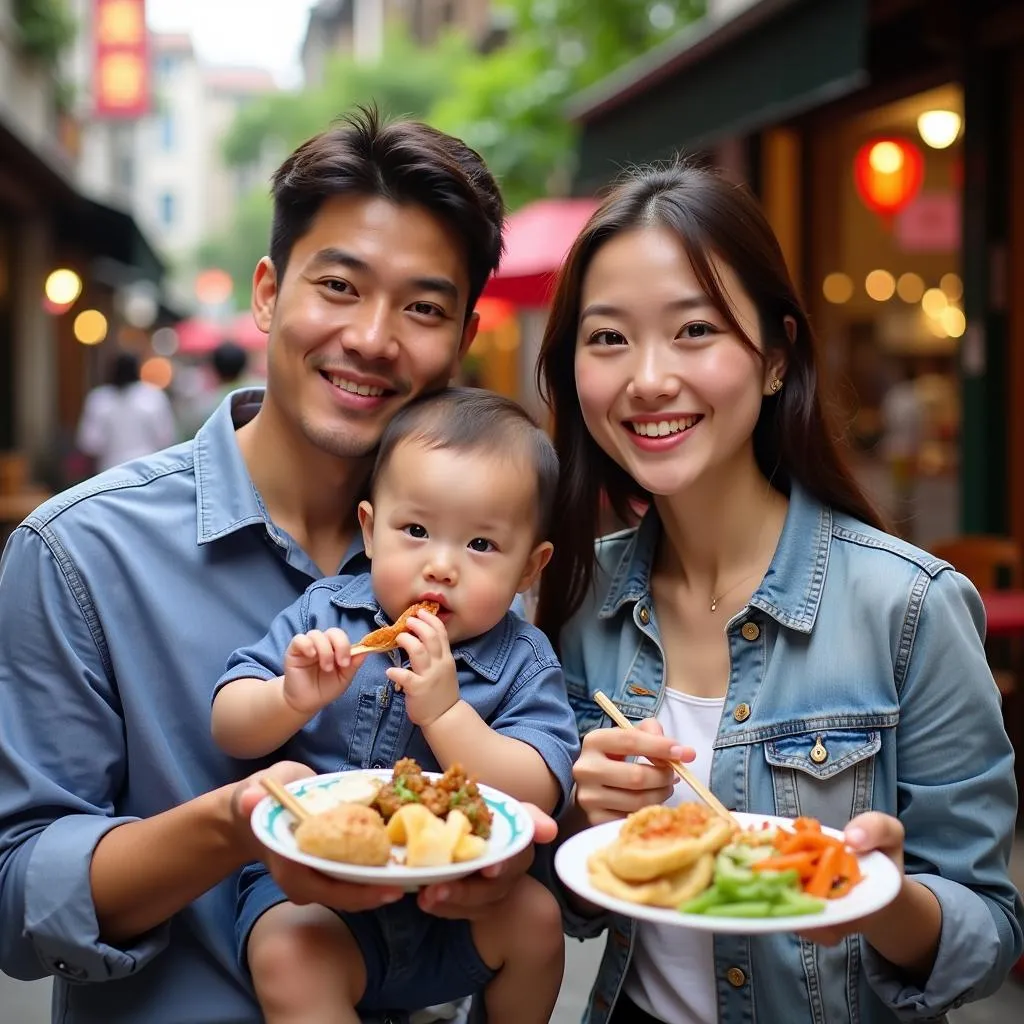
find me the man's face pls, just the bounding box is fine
[253,195,478,458]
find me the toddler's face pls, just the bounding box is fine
[358,440,551,644]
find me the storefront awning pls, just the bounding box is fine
[568,0,869,194]
[0,116,164,283]
[484,197,600,307]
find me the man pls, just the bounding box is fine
[0,108,555,1024]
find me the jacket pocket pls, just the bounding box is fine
[764,728,883,829]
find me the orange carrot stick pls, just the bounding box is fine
[752,852,818,878]
[805,843,840,898]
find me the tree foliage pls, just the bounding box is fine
[431,0,705,207]
[222,28,473,168]
[200,2,705,307]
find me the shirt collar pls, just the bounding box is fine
[328,575,517,683]
[193,388,267,545]
[598,482,830,634]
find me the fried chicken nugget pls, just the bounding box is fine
[294,803,391,866]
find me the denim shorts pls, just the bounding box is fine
[237,863,496,1012]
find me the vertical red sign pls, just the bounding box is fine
[92,0,151,118]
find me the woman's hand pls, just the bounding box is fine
[573,717,694,826]
[797,811,940,982]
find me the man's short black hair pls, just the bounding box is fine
[372,387,559,540]
[270,105,504,313]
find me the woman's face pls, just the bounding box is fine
[574,226,776,498]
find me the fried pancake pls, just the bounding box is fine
[353,600,441,653]
[294,803,391,866]
[588,848,715,908]
[603,803,735,883]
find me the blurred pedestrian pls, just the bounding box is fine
[75,351,177,473]
[880,361,924,536]
[180,339,252,438]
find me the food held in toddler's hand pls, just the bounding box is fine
[351,600,440,654]
[294,803,391,866]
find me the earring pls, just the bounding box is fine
[769,378,783,394]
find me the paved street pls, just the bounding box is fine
[4,934,1024,1024]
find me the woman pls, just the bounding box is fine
[76,351,176,473]
[536,163,1023,1024]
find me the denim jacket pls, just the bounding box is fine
[558,485,1024,1024]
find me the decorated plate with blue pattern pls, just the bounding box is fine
[251,769,535,887]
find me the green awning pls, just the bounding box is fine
[569,0,868,193]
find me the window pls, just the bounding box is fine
[159,192,176,226]
[159,112,175,151]
[156,54,177,80]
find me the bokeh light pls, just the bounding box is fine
[896,272,925,303]
[140,356,174,389]
[73,309,108,345]
[865,270,896,302]
[822,273,854,304]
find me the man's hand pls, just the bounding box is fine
[232,761,406,911]
[388,610,460,727]
[282,628,363,715]
[417,804,557,920]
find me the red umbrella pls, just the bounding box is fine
[484,197,599,308]
[173,313,268,354]
[174,317,222,355]
[226,311,269,350]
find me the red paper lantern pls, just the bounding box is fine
[853,138,925,219]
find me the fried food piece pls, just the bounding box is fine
[588,848,715,908]
[603,804,734,883]
[373,759,493,839]
[294,803,391,866]
[352,601,440,654]
[299,774,382,815]
[387,804,466,867]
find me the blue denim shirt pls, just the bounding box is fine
[0,391,371,1024]
[557,486,1024,1024]
[217,572,580,805]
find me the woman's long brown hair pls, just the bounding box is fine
[535,163,883,650]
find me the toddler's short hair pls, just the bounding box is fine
[372,388,559,539]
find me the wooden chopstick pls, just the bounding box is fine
[261,777,312,823]
[593,690,738,827]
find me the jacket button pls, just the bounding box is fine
[733,703,751,723]
[740,621,760,641]
[638,607,650,625]
[726,966,747,987]
[810,739,828,764]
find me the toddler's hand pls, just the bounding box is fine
[387,609,459,727]
[283,628,362,715]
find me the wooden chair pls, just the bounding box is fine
[930,536,1022,591]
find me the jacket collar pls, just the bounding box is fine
[329,574,518,683]
[599,483,830,634]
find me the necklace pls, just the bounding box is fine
[709,570,763,613]
[708,479,777,613]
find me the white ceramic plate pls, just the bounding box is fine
[251,769,534,888]
[554,812,902,933]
